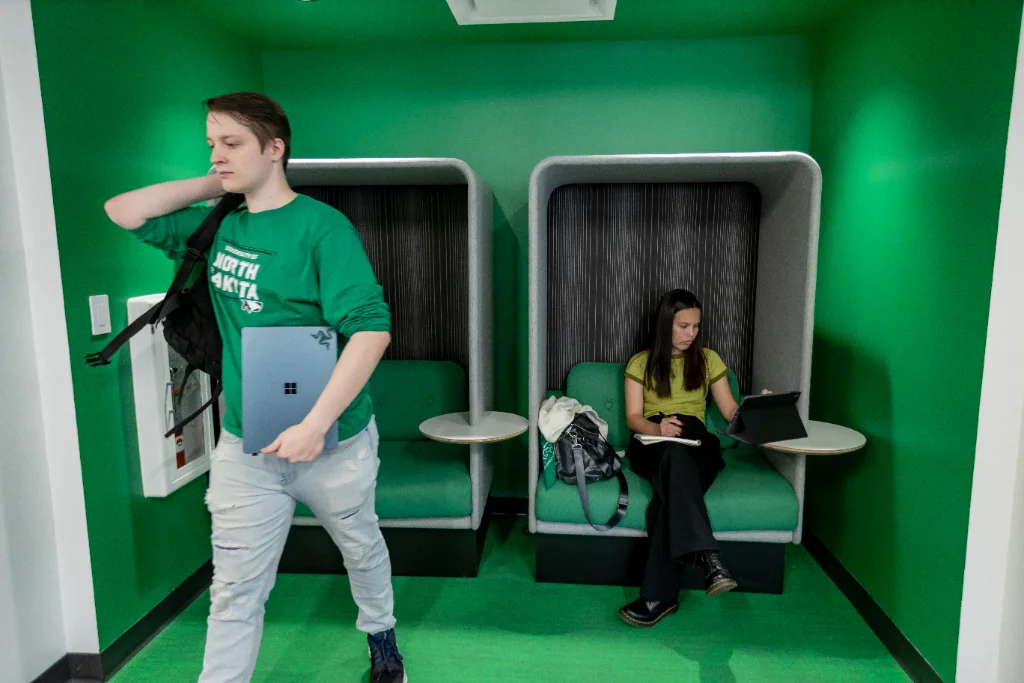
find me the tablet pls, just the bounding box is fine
[719,391,807,445]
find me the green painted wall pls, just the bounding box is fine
[806,1,1021,679]
[262,36,814,495]
[31,0,262,649]
[184,0,854,49]
[32,0,1019,668]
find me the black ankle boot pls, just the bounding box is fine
[700,550,738,597]
[618,597,679,627]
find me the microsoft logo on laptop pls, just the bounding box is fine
[284,382,297,395]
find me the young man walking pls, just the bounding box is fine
[105,92,406,683]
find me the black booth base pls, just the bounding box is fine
[535,533,786,594]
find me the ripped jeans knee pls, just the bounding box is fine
[339,526,389,573]
[207,541,276,623]
[205,490,285,623]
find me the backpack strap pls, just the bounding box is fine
[85,193,244,367]
[569,432,629,532]
[164,375,222,438]
[149,193,245,322]
[85,300,163,367]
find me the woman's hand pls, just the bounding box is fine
[659,416,683,438]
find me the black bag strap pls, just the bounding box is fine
[86,193,244,367]
[84,300,163,367]
[149,193,245,322]
[164,375,222,438]
[570,436,629,532]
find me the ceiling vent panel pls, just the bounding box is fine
[445,0,617,25]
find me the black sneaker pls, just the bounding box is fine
[368,629,406,683]
[700,549,738,597]
[618,597,679,627]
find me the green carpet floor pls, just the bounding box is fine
[110,517,909,682]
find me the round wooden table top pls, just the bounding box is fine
[419,411,529,444]
[761,420,866,455]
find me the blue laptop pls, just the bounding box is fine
[241,326,340,454]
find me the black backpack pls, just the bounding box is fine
[554,414,629,531]
[86,193,245,437]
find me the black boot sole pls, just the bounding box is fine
[618,603,679,628]
[706,577,738,597]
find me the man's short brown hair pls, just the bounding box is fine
[205,92,291,169]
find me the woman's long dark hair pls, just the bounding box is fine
[644,289,707,397]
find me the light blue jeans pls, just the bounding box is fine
[198,418,395,683]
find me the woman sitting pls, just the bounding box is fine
[618,289,767,628]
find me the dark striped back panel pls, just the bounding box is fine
[546,182,760,392]
[296,185,469,368]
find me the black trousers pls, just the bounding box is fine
[627,414,725,601]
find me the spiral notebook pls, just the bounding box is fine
[634,434,702,447]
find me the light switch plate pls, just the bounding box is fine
[89,295,111,335]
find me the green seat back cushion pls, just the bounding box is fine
[369,360,467,441]
[563,363,742,451]
[704,369,742,449]
[565,362,631,451]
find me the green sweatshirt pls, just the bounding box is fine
[133,193,391,441]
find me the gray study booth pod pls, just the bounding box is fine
[278,158,494,577]
[528,153,821,592]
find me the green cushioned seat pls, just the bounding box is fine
[296,360,471,520]
[536,445,798,531]
[296,441,471,520]
[538,362,798,533]
[374,440,472,519]
[375,440,471,518]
